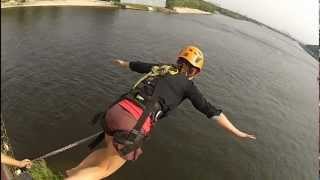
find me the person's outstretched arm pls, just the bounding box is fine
[112,59,157,74]
[186,82,256,140]
[1,153,32,168]
[214,113,256,140]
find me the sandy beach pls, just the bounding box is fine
[173,7,211,14]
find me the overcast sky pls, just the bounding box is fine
[206,0,319,45]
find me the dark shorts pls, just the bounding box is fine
[105,104,143,161]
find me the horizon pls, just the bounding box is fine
[206,0,319,45]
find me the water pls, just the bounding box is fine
[1,7,318,180]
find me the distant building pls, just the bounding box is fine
[121,0,166,7]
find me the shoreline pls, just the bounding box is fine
[1,0,300,43]
[173,7,211,14]
[1,0,119,9]
[1,0,212,15]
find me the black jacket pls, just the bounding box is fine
[129,61,222,119]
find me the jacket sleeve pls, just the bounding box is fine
[129,61,157,74]
[185,82,222,118]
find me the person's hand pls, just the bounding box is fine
[236,131,256,140]
[18,159,32,169]
[112,59,126,66]
[112,59,129,69]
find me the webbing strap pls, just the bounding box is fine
[131,98,157,133]
[116,96,160,156]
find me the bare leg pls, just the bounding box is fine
[66,149,108,176]
[65,135,126,180]
[66,135,116,175]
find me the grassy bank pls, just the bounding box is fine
[29,160,63,180]
[2,116,62,180]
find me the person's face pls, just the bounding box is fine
[178,60,200,79]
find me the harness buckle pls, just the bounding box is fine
[127,129,144,142]
[135,94,145,102]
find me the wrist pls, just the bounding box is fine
[17,161,24,168]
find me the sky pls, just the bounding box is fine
[206,0,319,45]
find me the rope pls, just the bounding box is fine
[132,65,179,89]
[33,130,103,161]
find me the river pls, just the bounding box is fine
[1,7,318,180]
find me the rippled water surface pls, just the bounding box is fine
[1,7,318,180]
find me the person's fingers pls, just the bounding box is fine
[113,59,125,66]
[22,159,31,163]
[26,163,32,169]
[246,134,256,140]
[237,132,256,140]
[20,159,32,168]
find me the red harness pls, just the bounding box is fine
[118,99,153,135]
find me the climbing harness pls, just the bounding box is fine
[112,96,161,156]
[89,64,179,156]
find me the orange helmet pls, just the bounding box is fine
[177,46,204,71]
